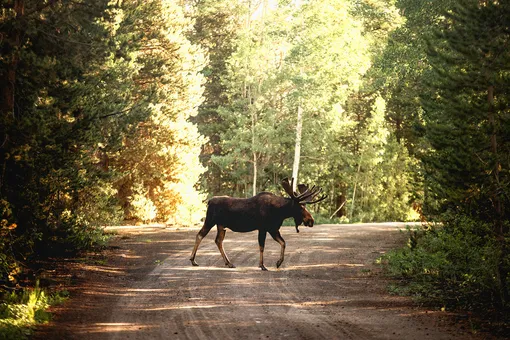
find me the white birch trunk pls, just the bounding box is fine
[252,151,257,196]
[252,122,257,197]
[250,87,257,196]
[350,162,361,219]
[292,105,303,192]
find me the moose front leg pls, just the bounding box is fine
[215,225,235,268]
[258,230,268,271]
[270,230,286,268]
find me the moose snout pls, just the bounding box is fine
[304,217,314,227]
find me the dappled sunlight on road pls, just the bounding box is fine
[87,323,154,333]
[79,265,126,274]
[36,223,471,340]
[285,263,365,270]
[141,299,349,312]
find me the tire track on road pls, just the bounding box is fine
[106,224,477,340]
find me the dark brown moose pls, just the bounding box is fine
[190,178,327,270]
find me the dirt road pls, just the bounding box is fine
[34,223,491,339]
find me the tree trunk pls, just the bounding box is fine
[350,162,361,220]
[0,1,24,117]
[292,105,303,191]
[488,85,503,235]
[250,82,257,196]
[335,193,347,218]
[0,1,24,193]
[488,85,508,307]
[252,147,257,196]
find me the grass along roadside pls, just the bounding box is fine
[0,282,68,340]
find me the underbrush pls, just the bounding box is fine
[381,214,509,324]
[0,283,68,340]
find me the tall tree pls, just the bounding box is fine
[188,0,244,195]
[111,0,207,224]
[421,0,510,305]
[0,0,208,282]
[0,0,129,264]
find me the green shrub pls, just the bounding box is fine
[382,215,509,312]
[0,200,19,284]
[0,283,68,340]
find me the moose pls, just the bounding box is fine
[190,178,327,270]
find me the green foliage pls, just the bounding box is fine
[0,283,68,340]
[337,94,418,222]
[0,200,19,283]
[129,185,158,223]
[112,0,207,224]
[379,0,510,320]
[420,0,510,222]
[0,0,207,283]
[383,215,508,312]
[0,0,132,280]
[188,0,245,196]
[197,0,415,224]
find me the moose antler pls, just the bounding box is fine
[281,177,295,197]
[301,193,327,204]
[281,178,327,204]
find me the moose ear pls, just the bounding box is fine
[281,177,295,197]
[297,184,308,195]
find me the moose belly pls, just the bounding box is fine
[215,213,262,233]
[224,222,259,233]
[226,226,257,233]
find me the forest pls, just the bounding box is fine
[0,0,509,333]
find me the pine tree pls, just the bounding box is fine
[0,0,127,268]
[188,0,244,195]
[422,0,509,221]
[0,0,208,283]
[108,0,207,224]
[422,0,510,306]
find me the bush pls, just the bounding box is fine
[0,283,68,340]
[36,180,122,256]
[130,194,158,223]
[0,200,20,284]
[382,214,509,312]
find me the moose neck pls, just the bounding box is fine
[281,197,298,219]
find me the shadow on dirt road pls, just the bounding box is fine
[33,223,494,339]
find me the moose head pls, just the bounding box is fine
[281,177,327,233]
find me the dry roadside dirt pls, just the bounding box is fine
[33,223,499,339]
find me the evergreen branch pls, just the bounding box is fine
[0,134,8,149]
[36,28,96,47]
[300,155,324,161]
[98,107,136,119]
[23,1,58,18]
[98,102,147,119]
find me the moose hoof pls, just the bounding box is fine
[191,259,199,266]
[226,263,236,268]
[259,265,268,271]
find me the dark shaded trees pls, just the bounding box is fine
[421,0,510,307]
[383,0,510,316]
[0,0,206,283]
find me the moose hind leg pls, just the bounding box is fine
[270,230,286,268]
[215,225,235,268]
[190,221,214,266]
